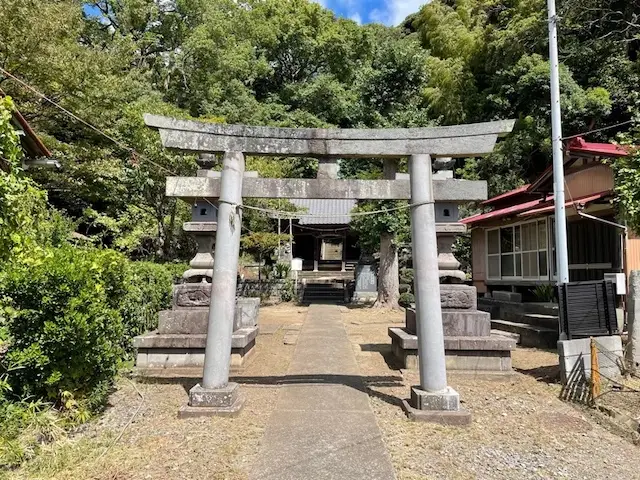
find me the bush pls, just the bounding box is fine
[279,279,296,302]
[399,268,414,288]
[399,292,415,308]
[118,262,177,349]
[0,246,127,405]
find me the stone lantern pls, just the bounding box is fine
[182,200,218,283]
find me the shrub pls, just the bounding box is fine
[0,247,127,405]
[279,279,296,302]
[118,262,176,349]
[399,268,414,288]
[399,292,415,308]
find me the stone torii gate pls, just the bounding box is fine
[145,114,514,422]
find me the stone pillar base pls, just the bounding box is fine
[401,386,471,425]
[178,382,245,418]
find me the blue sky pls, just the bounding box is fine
[316,0,429,26]
[84,1,430,26]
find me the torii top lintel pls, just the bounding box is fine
[144,114,515,158]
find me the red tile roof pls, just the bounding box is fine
[518,190,612,217]
[480,184,530,206]
[461,198,545,225]
[567,137,629,158]
[463,190,613,226]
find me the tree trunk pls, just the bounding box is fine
[374,232,400,309]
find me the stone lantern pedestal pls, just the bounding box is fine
[134,216,259,372]
[389,166,515,377]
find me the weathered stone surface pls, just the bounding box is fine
[182,221,217,233]
[166,176,488,201]
[145,114,515,158]
[401,399,472,425]
[234,297,260,330]
[133,327,258,349]
[388,328,515,372]
[317,157,339,179]
[410,386,460,411]
[407,309,491,336]
[389,327,516,352]
[558,335,623,384]
[628,270,640,369]
[158,308,208,334]
[439,285,477,309]
[188,382,239,408]
[173,283,211,307]
[492,290,523,303]
[179,382,246,417]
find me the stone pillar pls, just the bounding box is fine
[314,236,319,272]
[627,270,640,371]
[404,154,468,424]
[317,157,339,179]
[183,151,245,417]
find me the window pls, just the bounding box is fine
[486,219,549,281]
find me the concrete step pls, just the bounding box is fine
[490,329,521,344]
[490,320,558,349]
[521,313,559,329]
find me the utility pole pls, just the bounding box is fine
[547,0,569,285]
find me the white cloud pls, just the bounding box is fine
[368,0,429,26]
[350,12,362,24]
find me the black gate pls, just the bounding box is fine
[558,280,617,339]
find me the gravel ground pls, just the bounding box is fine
[8,304,640,480]
[345,307,640,480]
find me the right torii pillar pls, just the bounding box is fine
[406,154,471,424]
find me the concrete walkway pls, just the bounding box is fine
[249,304,396,480]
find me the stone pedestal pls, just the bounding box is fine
[134,282,259,370]
[179,382,245,418]
[389,285,515,375]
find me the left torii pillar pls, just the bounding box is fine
[179,151,246,418]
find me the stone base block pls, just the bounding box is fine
[178,383,245,418]
[134,327,258,369]
[558,335,623,384]
[389,327,515,374]
[158,298,261,334]
[158,308,208,334]
[406,308,490,336]
[411,386,459,410]
[401,399,472,425]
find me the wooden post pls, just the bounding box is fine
[590,337,601,400]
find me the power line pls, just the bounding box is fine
[0,67,179,178]
[562,119,636,141]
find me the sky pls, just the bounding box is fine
[315,0,429,26]
[84,1,430,27]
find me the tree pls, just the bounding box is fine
[350,201,410,309]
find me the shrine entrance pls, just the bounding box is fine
[145,114,514,421]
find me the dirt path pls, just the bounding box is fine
[8,304,640,480]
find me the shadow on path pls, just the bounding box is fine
[136,373,405,407]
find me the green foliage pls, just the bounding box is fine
[349,201,410,253]
[399,292,415,308]
[0,247,127,404]
[531,284,556,303]
[118,261,179,350]
[279,279,296,303]
[241,232,290,262]
[274,262,292,280]
[612,128,640,232]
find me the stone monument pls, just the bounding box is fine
[352,257,377,303]
[389,160,515,376]
[134,167,259,372]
